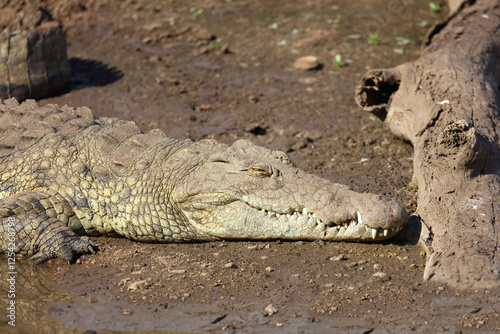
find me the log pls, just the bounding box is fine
[355,0,500,289]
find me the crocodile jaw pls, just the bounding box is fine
[180,199,407,242]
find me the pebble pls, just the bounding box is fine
[224,262,237,269]
[293,56,320,70]
[330,254,347,261]
[373,263,383,271]
[127,279,150,291]
[265,303,279,316]
[265,266,274,272]
[121,308,133,315]
[170,269,186,274]
[346,262,359,268]
[370,272,391,282]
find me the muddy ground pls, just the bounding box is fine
[1,0,500,333]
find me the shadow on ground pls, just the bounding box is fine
[67,57,123,91]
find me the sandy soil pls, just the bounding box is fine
[1,0,500,333]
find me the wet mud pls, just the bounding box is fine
[1,0,500,333]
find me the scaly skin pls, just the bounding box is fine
[0,99,408,263]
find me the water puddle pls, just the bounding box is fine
[0,258,77,333]
[0,258,195,333]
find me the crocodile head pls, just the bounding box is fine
[173,139,408,242]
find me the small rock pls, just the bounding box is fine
[330,254,348,261]
[170,269,186,274]
[370,272,391,282]
[121,308,133,315]
[291,140,307,151]
[265,303,279,316]
[346,262,359,268]
[194,103,212,112]
[224,262,237,269]
[293,56,320,70]
[373,263,383,271]
[118,278,131,286]
[142,36,154,44]
[265,266,274,272]
[248,95,259,103]
[127,279,150,291]
[149,55,161,63]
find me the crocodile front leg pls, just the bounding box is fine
[0,191,96,264]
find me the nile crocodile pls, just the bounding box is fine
[0,99,408,263]
[0,27,71,101]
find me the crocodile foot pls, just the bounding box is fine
[1,214,97,264]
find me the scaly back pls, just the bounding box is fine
[0,98,185,174]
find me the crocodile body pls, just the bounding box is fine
[0,99,408,263]
[0,27,71,101]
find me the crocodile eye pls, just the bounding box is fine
[250,165,272,177]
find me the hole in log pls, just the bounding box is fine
[354,69,400,121]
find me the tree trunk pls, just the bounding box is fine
[355,0,500,289]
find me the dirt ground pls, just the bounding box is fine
[1,0,500,333]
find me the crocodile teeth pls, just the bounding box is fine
[302,208,308,215]
[357,211,363,225]
[371,228,377,239]
[286,214,291,218]
[383,229,388,237]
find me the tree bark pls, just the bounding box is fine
[355,0,500,289]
